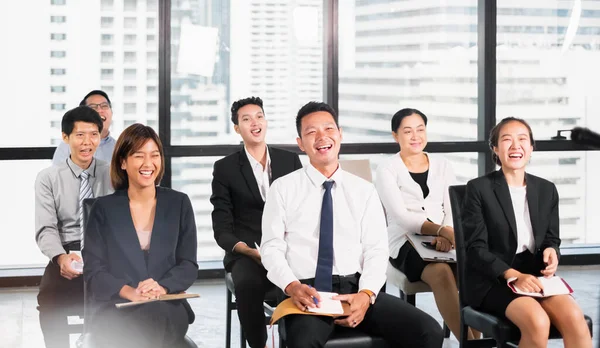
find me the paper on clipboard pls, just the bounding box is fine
[407,234,456,263]
[269,297,351,325]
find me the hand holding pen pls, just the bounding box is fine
[284,281,321,311]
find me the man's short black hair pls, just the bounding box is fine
[391,108,428,132]
[295,101,338,137]
[61,106,104,136]
[79,90,111,107]
[230,96,264,125]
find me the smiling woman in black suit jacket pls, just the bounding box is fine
[83,124,198,347]
[462,117,591,348]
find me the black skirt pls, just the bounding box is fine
[478,250,544,318]
[389,241,430,282]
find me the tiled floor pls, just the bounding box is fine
[0,265,598,348]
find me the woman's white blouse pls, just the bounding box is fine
[375,153,456,258]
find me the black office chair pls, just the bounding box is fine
[225,272,284,348]
[80,198,198,348]
[448,185,593,348]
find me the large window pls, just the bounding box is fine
[496,1,600,140]
[526,151,600,245]
[338,0,479,143]
[171,157,224,262]
[0,161,51,268]
[169,0,324,145]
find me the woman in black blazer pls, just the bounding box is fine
[463,117,591,348]
[83,124,198,347]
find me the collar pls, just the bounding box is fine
[67,157,97,178]
[305,162,343,188]
[244,145,270,171]
[101,135,115,144]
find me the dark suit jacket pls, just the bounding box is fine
[210,146,302,270]
[83,187,198,321]
[462,170,561,307]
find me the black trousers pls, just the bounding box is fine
[91,300,189,348]
[37,245,84,348]
[284,275,444,348]
[230,255,275,348]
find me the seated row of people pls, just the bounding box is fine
[213,98,592,348]
[34,91,591,348]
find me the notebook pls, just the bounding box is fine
[507,276,573,298]
[406,234,456,263]
[306,292,344,315]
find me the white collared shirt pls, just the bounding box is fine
[260,164,389,295]
[375,153,456,259]
[508,185,535,254]
[244,145,271,201]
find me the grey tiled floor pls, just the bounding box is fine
[0,265,598,348]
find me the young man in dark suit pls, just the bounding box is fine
[211,97,302,348]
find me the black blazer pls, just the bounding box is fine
[83,187,198,321]
[210,146,302,270]
[462,170,561,307]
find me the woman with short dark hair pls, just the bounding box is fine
[83,123,198,347]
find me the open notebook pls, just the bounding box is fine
[507,276,573,298]
[270,292,351,325]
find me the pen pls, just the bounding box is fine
[308,285,319,306]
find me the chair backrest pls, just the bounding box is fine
[339,159,372,183]
[448,185,469,308]
[82,198,98,333]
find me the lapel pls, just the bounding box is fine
[525,173,541,247]
[269,147,284,183]
[113,190,149,279]
[492,170,519,241]
[239,148,263,203]
[147,187,165,274]
[395,154,425,199]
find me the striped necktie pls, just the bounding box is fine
[79,171,93,240]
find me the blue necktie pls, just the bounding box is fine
[315,180,334,292]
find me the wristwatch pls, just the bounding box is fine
[359,289,376,305]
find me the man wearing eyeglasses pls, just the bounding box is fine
[52,90,116,165]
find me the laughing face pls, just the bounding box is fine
[393,113,427,155]
[493,120,534,171]
[296,111,342,173]
[121,139,162,189]
[234,104,267,146]
[85,94,113,139]
[63,121,101,169]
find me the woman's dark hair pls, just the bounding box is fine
[295,101,338,137]
[489,117,535,166]
[61,106,104,136]
[111,124,165,190]
[230,96,264,125]
[391,108,428,132]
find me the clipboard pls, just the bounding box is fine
[406,234,456,263]
[115,293,200,309]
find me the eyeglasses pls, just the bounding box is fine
[86,102,111,111]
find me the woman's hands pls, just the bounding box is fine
[119,278,167,302]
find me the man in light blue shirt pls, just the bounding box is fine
[52,90,116,165]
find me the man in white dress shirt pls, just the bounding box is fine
[260,101,443,348]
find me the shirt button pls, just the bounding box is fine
[421,207,425,210]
